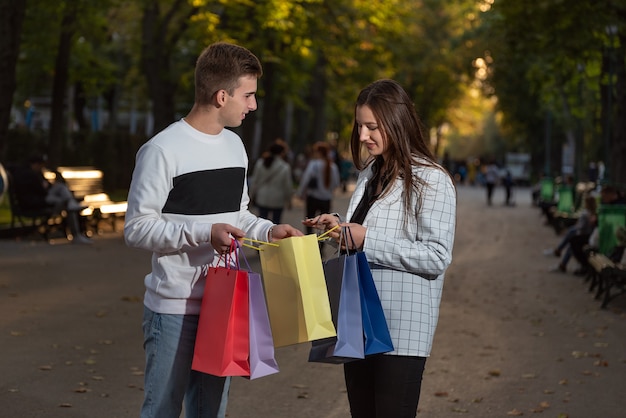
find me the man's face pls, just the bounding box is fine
[221,75,258,128]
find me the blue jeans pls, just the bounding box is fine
[141,307,230,418]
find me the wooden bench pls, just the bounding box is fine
[6,168,67,241]
[45,167,127,234]
[587,252,626,309]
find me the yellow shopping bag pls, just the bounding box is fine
[259,234,336,347]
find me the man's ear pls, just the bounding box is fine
[215,89,227,106]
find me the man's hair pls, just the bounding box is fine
[194,42,262,105]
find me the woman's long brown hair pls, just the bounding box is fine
[350,79,443,222]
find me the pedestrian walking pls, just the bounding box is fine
[303,79,457,418]
[296,141,340,234]
[124,42,302,418]
[484,160,499,205]
[248,141,294,224]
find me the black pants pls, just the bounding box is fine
[486,182,495,205]
[305,195,331,234]
[344,355,427,418]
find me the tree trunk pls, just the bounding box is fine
[0,0,27,160]
[48,4,77,168]
[259,61,284,156]
[611,35,626,185]
[307,53,328,145]
[141,0,197,137]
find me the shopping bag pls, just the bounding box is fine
[259,234,336,347]
[192,252,250,377]
[308,252,365,363]
[356,251,394,355]
[247,270,280,379]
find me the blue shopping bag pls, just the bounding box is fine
[308,252,364,363]
[356,251,394,355]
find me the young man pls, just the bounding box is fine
[124,42,302,418]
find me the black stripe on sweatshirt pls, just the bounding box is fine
[162,167,245,215]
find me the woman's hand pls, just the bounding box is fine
[340,223,366,251]
[302,214,340,235]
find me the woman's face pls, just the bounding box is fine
[356,105,387,158]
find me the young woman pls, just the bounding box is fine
[304,79,456,417]
[297,141,340,234]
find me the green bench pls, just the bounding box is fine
[586,205,626,308]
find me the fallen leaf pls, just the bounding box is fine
[488,369,501,377]
[92,376,104,381]
[558,379,568,385]
[59,403,73,408]
[74,387,90,393]
[507,409,524,416]
[593,360,608,367]
[39,365,52,371]
[594,342,608,348]
[451,407,469,413]
[434,391,449,397]
[10,331,24,337]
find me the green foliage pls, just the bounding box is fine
[9,0,496,166]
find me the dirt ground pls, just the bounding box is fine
[1,184,624,418]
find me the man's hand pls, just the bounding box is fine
[211,223,245,253]
[270,224,304,241]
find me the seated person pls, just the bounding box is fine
[570,185,626,275]
[12,155,92,244]
[547,195,597,273]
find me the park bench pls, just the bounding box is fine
[6,168,67,241]
[6,165,127,241]
[587,252,626,309]
[584,205,626,308]
[44,167,128,235]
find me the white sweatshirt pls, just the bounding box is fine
[124,119,273,315]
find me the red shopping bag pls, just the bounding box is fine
[192,245,250,377]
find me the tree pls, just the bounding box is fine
[484,0,626,183]
[0,0,27,160]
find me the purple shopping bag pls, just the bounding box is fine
[247,271,279,379]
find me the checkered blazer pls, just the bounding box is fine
[347,161,456,357]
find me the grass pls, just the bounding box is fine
[0,197,11,226]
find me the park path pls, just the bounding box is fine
[1,183,624,417]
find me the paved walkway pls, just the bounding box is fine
[1,184,624,417]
